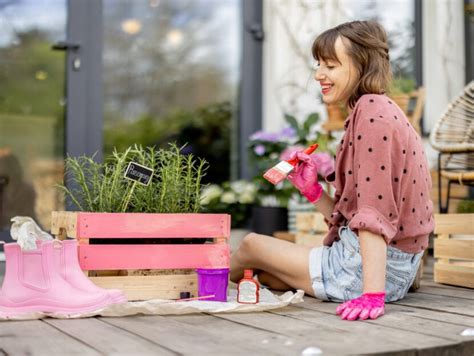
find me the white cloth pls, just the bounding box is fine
[0,289,305,320]
[10,216,53,250]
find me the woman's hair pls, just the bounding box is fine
[312,21,392,108]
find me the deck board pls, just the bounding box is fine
[0,320,99,355]
[217,308,422,355]
[102,314,283,355]
[45,318,174,355]
[0,256,473,355]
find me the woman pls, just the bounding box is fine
[230,21,434,321]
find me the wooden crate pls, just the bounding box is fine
[51,211,231,301]
[294,212,328,247]
[433,213,474,288]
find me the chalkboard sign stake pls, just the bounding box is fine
[121,181,137,212]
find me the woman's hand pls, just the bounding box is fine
[336,292,385,320]
[287,151,323,203]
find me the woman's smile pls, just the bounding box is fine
[320,82,334,95]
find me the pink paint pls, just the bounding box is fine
[72,212,231,271]
[77,213,230,239]
[78,244,230,270]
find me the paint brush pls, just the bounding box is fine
[263,143,319,185]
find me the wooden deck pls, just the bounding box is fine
[0,257,473,355]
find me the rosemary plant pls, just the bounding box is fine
[57,144,208,213]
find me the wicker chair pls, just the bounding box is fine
[429,81,474,213]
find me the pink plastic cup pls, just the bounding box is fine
[196,268,229,302]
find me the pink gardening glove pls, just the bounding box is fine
[287,151,323,203]
[336,292,386,321]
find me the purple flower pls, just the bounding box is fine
[250,130,280,142]
[279,127,297,139]
[254,144,266,156]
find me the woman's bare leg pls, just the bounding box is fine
[230,232,315,296]
[257,271,292,291]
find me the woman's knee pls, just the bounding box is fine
[236,233,260,263]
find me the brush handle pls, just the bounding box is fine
[287,143,319,166]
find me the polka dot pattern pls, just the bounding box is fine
[323,94,434,255]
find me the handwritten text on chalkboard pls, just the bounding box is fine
[124,162,154,186]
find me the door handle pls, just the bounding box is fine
[248,23,264,41]
[52,41,81,51]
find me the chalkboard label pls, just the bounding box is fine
[124,162,154,186]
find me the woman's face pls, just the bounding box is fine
[315,36,359,106]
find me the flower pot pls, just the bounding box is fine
[196,268,229,302]
[251,206,288,236]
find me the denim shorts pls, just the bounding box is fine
[309,225,424,302]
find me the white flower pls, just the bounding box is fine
[221,191,237,204]
[200,185,223,205]
[230,180,247,194]
[238,191,255,204]
[243,182,257,194]
[269,152,279,160]
[260,195,281,207]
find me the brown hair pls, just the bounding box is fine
[312,21,392,108]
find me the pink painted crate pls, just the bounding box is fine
[51,211,231,301]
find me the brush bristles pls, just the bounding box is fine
[263,161,295,185]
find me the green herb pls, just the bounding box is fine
[57,143,208,213]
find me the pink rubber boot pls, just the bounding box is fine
[0,241,114,317]
[55,240,127,304]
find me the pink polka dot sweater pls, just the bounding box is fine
[324,94,434,253]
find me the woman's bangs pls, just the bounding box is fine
[312,30,340,63]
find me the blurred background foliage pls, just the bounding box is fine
[104,101,232,184]
[0,30,64,119]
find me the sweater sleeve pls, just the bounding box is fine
[348,100,400,244]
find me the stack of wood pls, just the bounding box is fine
[433,213,474,289]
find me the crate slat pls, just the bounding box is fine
[434,262,474,289]
[434,214,474,234]
[295,233,325,247]
[433,213,474,288]
[78,244,230,270]
[295,212,328,232]
[434,239,474,260]
[77,212,230,239]
[51,211,78,239]
[89,274,198,301]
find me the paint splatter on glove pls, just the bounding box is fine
[287,151,323,203]
[336,292,386,321]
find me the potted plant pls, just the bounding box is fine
[53,144,231,301]
[200,180,257,229]
[247,113,335,235]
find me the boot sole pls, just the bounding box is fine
[0,295,114,317]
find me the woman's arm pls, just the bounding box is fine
[313,190,335,221]
[336,229,387,321]
[358,229,387,292]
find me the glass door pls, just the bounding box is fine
[0,0,67,244]
[102,0,242,184]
